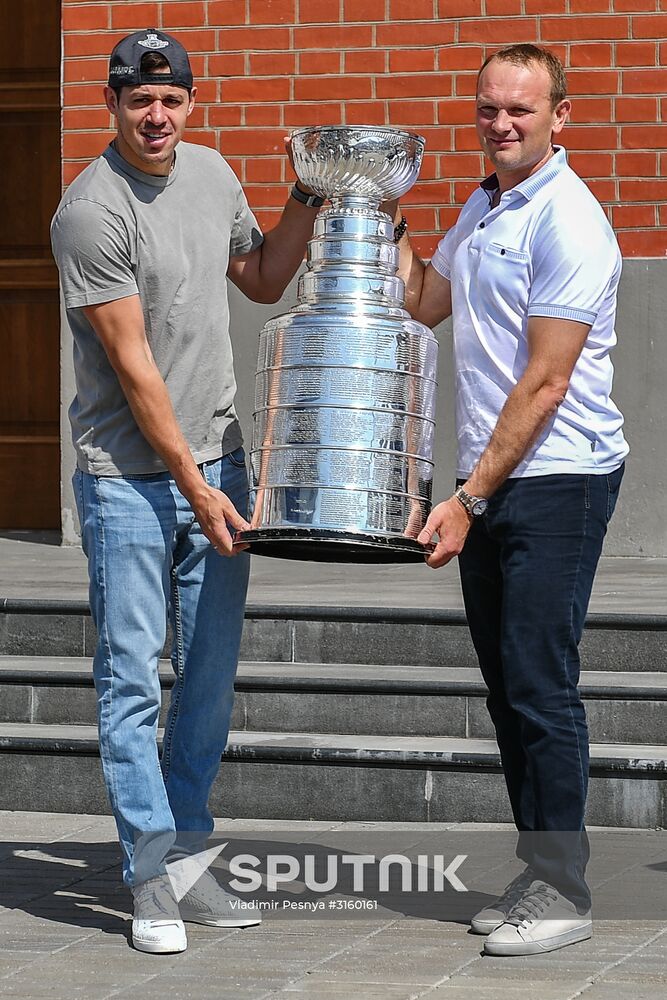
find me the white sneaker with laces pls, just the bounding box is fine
[470,866,535,935]
[131,875,187,954]
[483,880,592,956]
[175,868,262,928]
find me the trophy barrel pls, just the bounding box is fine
[237,126,437,563]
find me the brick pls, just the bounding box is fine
[525,0,565,10]
[217,26,290,50]
[243,183,290,205]
[615,41,657,66]
[563,125,618,149]
[399,207,438,231]
[245,156,285,184]
[63,5,109,31]
[388,100,437,125]
[376,22,455,46]
[300,0,343,22]
[570,43,613,68]
[64,58,108,84]
[64,83,109,106]
[253,208,283,230]
[437,47,483,72]
[294,76,372,101]
[249,52,296,75]
[622,124,667,147]
[64,33,124,58]
[623,69,667,93]
[440,152,483,177]
[568,151,613,175]
[459,19,538,44]
[615,150,658,175]
[585,178,616,202]
[389,0,435,18]
[438,99,475,126]
[111,4,160,29]
[207,52,245,76]
[615,0,659,9]
[660,205,667,226]
[63,130,112,159]
[570,0,610,10]
[345,51,385,74]
[413,234,440,257]
[632,13,667,35]
[438,205,462,229]
[190,79,217,102]
[453,126,480,151]
[567,71,619,95]
[343,0,386,19]
[300,52,341,74]
[283,103,342,127]
[418,125,454,151]
[207,105,243,126]
[186,107,205,128]
[620,178,667,199]
[454,180,479,202]
[162,29,216,52]
[418,153,439,180]
[541,16,629,40]
[345,102,387,125]
[376,75,451,99]
[222,77,291,103]
[455,74,479,97]
[614,96,657,122]
[487,0,521,13]
[63,107,112,130]
[613,205,657,228]
[219,128,286,154]
[389,49,437,74]
[618,230,667,256]
[294,25,374,48]
[208,0,246,24]
[244,105,283,125]
[187,128,217,150]
[406,180,452,204]
[162,2,206,27]
[249,0,296,24]
[572,97,613,123]
[436,0,482,14]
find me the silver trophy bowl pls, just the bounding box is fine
[238,125,438,562]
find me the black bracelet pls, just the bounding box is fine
[393,216,408,243]
[290,183,325,208]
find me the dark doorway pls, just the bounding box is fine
[0,0,61,528]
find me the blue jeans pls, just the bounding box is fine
[458,466,624,911]
[74,451,251,886]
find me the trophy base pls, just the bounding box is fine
[236,527,431,563]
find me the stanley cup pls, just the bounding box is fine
[238,126,438,562]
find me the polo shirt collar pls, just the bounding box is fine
[479,145,567,203]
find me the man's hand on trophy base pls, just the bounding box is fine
[417,497,472,569]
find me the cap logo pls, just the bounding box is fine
[138,32,169,50]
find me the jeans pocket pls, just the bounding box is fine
[606,463,624,522]
[226,447,247,469]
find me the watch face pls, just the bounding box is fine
[472,499,489,516]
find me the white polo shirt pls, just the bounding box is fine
[431,146,628,478]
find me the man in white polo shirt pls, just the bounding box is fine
[387,43,628,956]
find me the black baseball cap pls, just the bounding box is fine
[108,28,193,89]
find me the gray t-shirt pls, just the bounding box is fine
[51,141,263,475]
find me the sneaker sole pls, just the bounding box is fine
[132,934,187,954]
[179,908,262,929]
[484,922,592,957]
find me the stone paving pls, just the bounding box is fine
[0,812,665,1000]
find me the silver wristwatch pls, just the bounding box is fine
[454,485,489,517]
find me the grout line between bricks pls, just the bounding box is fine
[564,923,667,1000]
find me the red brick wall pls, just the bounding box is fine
[62,0,667,257]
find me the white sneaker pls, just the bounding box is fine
[131,875,187,954]
[174,867,262,928]
[470,866,535,935]
[484,880,592,956]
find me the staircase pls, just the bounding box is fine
[0,598,665,827]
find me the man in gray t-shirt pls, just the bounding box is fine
[50,28,324,955]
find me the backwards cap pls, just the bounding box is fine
[108,28,193,89]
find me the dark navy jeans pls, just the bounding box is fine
[458,465,624,911]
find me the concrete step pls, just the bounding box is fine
[2,599,667,671]
[0,722,664,828]
[2,656,667,745]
